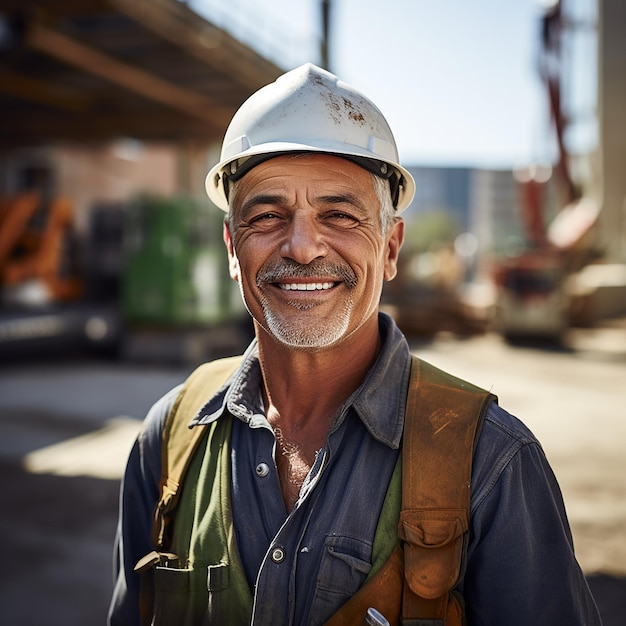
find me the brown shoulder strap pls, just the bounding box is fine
[399,356,493,624]
[152,355,243,550]
[325,356,494,626]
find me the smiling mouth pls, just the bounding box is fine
[257,260,358,292]
[278,282,336,291]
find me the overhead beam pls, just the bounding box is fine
[25,21,232,130]
[0,110,218,145]
[109,0,282,88]
[0,68,91,113]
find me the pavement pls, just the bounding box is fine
[0,358,191,626]
[0,323,625,625]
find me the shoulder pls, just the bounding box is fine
[138,384,183,446]
[463,403,601,626]
[139,355,243,442]
[134,354,245,466]
[470,401,548,513]
[479,401,539,452]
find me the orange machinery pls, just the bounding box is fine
[492,0,599,342]
[0,192,82,303]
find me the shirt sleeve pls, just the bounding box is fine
[462,404,602,626]
[107,385,182,626]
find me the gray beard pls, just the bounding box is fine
[260,293,354,349]
[255,259,357,349]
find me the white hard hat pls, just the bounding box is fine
[206,63,415,213]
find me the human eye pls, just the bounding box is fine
[324,209,361,228]
[319,192,368,227]
[251,211,278,222]
[239,194,286,228]
[247,210,284,230]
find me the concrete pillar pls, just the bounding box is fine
[598,0,626,262]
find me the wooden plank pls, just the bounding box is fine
[0,68,91,112]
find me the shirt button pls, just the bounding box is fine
[255,463,270,478]
[271,547,286,564]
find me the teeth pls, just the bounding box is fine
[280,282,334,291]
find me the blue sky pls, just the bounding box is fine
[194,0,556,169]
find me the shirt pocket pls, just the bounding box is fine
[152,563,250,626]
[310,534,373,623]
[152,565,208,626]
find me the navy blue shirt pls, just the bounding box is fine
[109,313,602,626]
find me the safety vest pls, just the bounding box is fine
[136,354,494,625]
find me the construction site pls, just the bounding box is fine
[0,0,625,355]
[0,0,624,624]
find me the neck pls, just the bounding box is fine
[255,314,381,430]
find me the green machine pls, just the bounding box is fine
[122,195,244,327]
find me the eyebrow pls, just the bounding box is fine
[319,192,365,207]
[239,193,285,218]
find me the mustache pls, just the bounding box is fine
[256,259,358,288]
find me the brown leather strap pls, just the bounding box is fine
[399,357,493,624]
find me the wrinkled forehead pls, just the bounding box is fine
[228,153,378,212]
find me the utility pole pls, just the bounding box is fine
[321,0,332,71]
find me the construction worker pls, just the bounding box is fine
[108,64,601,625]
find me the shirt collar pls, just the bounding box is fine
[190,313,411,449]
[344,313,411,448]
[189,339,263,428]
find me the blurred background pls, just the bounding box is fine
[0,0,624,624]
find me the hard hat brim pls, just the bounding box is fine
[206,143,415,214]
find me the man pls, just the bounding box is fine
[109,64,601,625]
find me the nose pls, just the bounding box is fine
[280,212,327,264]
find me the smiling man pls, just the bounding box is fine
[109,64,601,626]
[226,154,402,348]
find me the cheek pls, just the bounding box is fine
[232,244,265,294]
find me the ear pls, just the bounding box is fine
[383,219,404,281]
[223,220,240,282]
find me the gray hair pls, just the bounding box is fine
[370,172,396,235]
